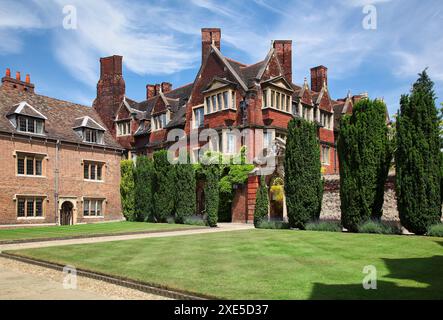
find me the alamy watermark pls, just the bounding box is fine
[362,265,377,290]
[62,5,77,30]
[63,265,77,290]
[362,4,377,30]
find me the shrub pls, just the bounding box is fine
[338,98,392,232]
[254,176,269,227]
[184,216,207,226]
[175,162,196,224]
[427,224,443,237]
[357,220,401,235]
[120,160,135,221]
[204,165,220,227]
[305,221,342,232]
[396,70,443,234]
[284,118,323,229]
[256,220,290,229]
[166,216,175,224]
[153,150,176,222]
[133,156,155,222]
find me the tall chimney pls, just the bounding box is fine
[273,40,292,83]
[93,55,126,136]
[16,72,21,81]
[161,82,172,94]
[310,65,328,92]
[5,68,11,78]
[146,84,156,99]
[201,28,221,63]
[25,74,30,83]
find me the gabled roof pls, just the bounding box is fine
[6,101,47,120]
[261,76,294,92]
[0,86,122,149]
[73,116,107,131]
[202,77,237,93]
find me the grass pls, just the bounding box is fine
[8,229,443,299]
[0,221,203,242]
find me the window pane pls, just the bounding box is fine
[36,120,43,134]
[26,158,34,175]
[17,158,25,174]
[271,91,275,107]
[35,199,43,217]
[205,97,211,113]
[92,130,97,142]
[83,200,89,216]
[223,91,229,109]
[212,95,217,112]
[90,200,96,216]
[35,159,42,176]
[84,163,89,179]
[263,90,267,108]
[90,165,96,180]
[17,199,25,217]
[217,94,222,111]
[26,199,34,217]
[232,92,235,109]
[97,165,102,180]
[97,201,102,216]
[227,134,235,154]
[19,117,27,131]
[28,119,35,133]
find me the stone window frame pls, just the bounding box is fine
[14,151,47,178]
[82,198,105,218]
[321,145,330,165]
[16,115,45,135]
[192,104,205,129]
[204,89,236,115]
[320,111,333,130]
[116,120,131,137]
[262,88,292,114]
[151,111,170,132]
[82,160,106,182]
[83,128,104,144]
[14,194,47,219]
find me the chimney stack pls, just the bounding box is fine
[273,40,292,83]
[146,84,156,99]
[155,83,161,94]
[161,82,172,94]
[201,28,221,63]
[1,69,35,93]
[310,65,328,92]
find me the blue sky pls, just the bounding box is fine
[0,0,442,116]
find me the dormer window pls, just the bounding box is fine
[204,89,235,114]
[117,121,131,137]
[7,101,47,135]
[73,116,106,145]
[152,113,169,131]
[18,116,44,134]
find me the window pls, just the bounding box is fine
[117,121,131,136]
[83,199,104,217]
[264,89,292,113]
[193,107,204,128]
[320,112,332,129]
[17,116,44,134]
[321,146,330,165]
[204,90,235,114]
[226,133,236,154]
[84,161,104,181]
[263,131,274,155]
[292,102,299,116]
[152,113,168,131]
[17,154,44,176]
[84,129,104,144]
[17,197,44,218]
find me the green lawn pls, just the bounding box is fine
[7,229,443,299]
[0,221,202,242]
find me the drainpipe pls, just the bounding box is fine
[54,140,61,225]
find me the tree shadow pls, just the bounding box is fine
[309,241,443,300]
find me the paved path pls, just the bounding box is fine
[0,223,253,300]
[0,223,254,252]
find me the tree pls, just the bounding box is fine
[395,70,442,234]
[133,156,154,222]
[153,150,176,222]
[338,98,392,232]
[204,165,220,227]
[175,161,196,224]
[254,176,269,227]
[120,160,135,221]
[284,118,323,229]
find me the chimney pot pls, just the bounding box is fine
[146,84,156,99]
[16,71,21,81]
[25,74,30,83]
[5,68,11,78]
[161,82,172,94]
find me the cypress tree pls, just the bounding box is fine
[175,162,196,224]
[338,98,392,232]
[133,156,154,222]
[395,70,442,234]
[205,165,220,227]
[254,176,269,227]
[120,160,135,221]
[153,150,176,222]
[284,118,323,229]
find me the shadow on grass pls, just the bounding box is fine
[309,241,443,300]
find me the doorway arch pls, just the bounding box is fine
[60,201,74,226]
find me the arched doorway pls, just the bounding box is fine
[60,201,74,226]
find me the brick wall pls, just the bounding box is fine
[0,136,123,225]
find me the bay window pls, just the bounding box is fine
[204,89,236,114]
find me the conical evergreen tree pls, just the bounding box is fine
[120,160,135,221]
[153,150,175,222]
[134,156,155,222]
[254,176,269,227]
[395,70,442,234]
[338,98,392,232]
[284,118,323,229]
[175,160,196,224]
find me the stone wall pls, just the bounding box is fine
[320,173,399,221]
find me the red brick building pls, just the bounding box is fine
[0,70,124,226]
